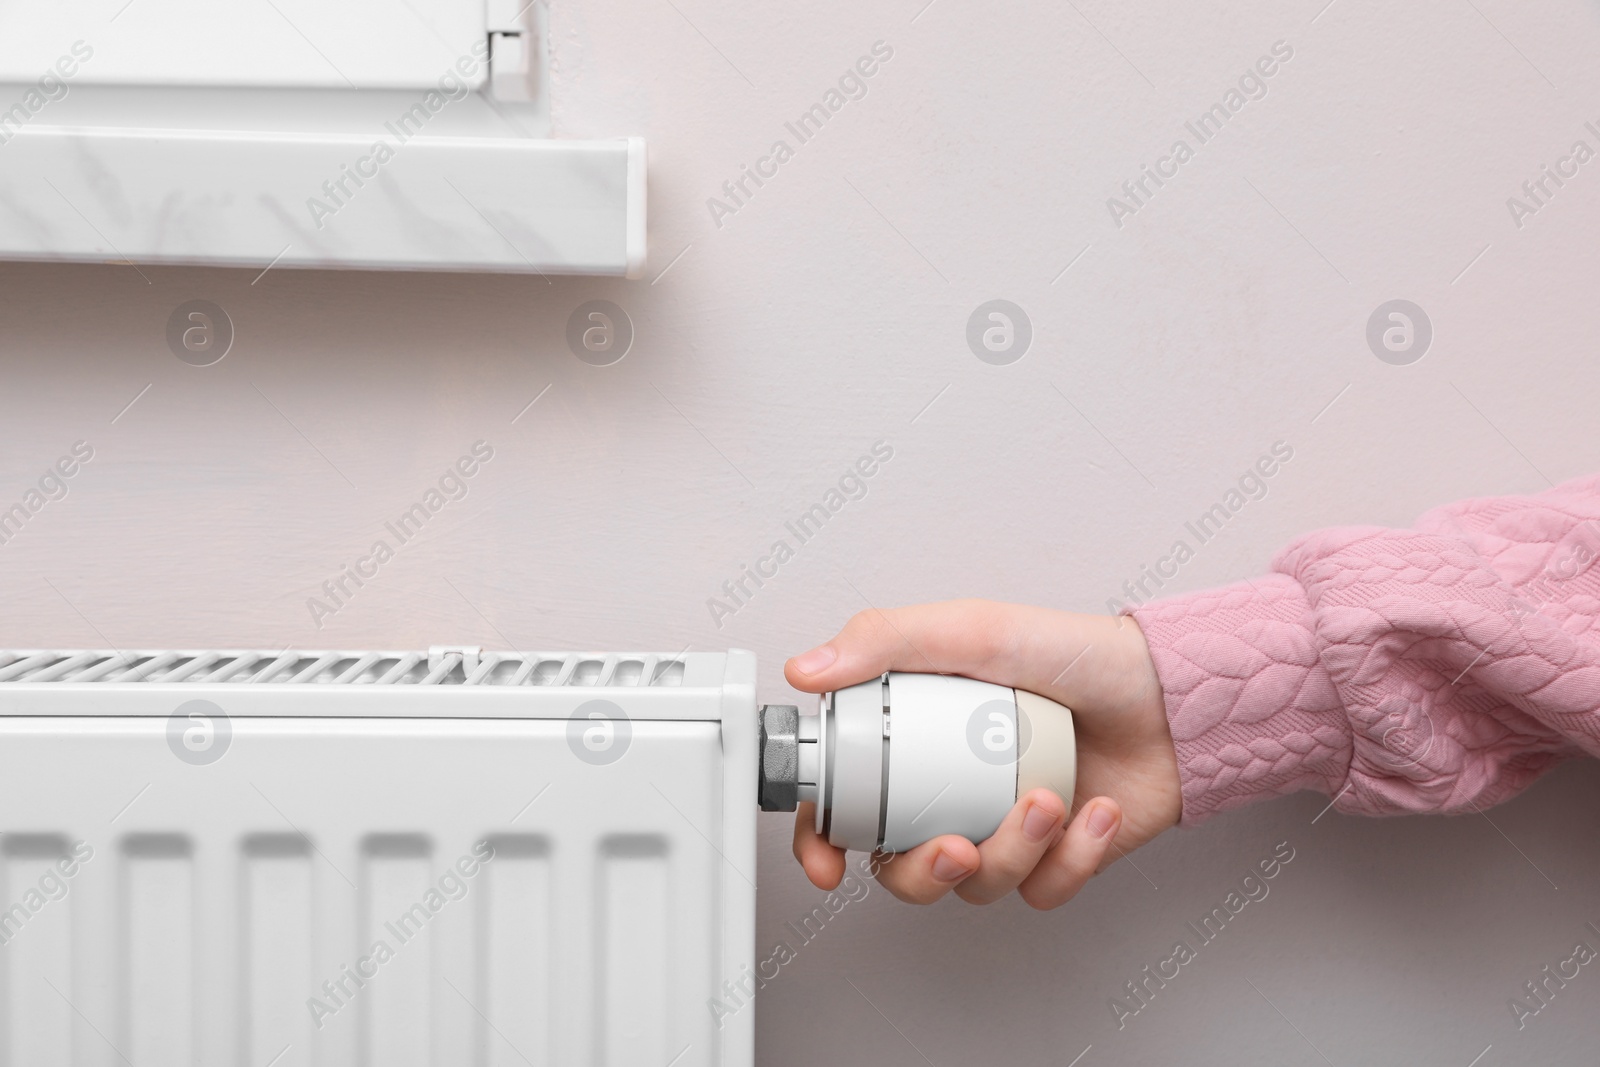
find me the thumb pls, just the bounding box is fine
[784,600,1017,694]
[785,600,1146,714]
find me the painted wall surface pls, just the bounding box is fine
[3,0,1600,1063]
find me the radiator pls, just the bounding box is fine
[0,647,756,1067]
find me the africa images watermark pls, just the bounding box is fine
[307,440,495,628]
[0,839,94,946]
[707,440,894,628]
[0,440,96,549]
[1106,39,1294,229]
[1507,920,1600,1030]
[1106,441,1294,615]
[306,840,495,1029]
[0,40,94,147]
[1509,519,1600,627]
[1110,840,1297,1029]
[1504,119,1600,231]
[305,39,492,230]
[707,853,882,1029]
[706,40,894,229]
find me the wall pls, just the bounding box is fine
[3,0,1600,1062]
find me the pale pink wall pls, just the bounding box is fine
[2,0,1600,1061]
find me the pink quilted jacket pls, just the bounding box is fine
[1130,473,1600,824]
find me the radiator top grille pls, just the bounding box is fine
[0,650,687,687]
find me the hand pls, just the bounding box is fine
[784,600,1181,910]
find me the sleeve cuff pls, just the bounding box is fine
[1129,574,1352,824]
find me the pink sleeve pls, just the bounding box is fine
[1130,473,1600,824]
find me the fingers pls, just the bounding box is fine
[1017,797,1123,911]
[862,790,1068,905]
[869,836,981,905]
[802,793,1125,908]
[795,800,983,904]
[782,600,1129,710]
[784,600,1024,694]
[792,802,846,890]
[953,789,1068,905]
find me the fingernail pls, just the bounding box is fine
[931,850,973,882]
[1022,803,1058,842]
[1086,803,1117,839]
[792,645,837,675]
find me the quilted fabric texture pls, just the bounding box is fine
[1132,473,1600,824]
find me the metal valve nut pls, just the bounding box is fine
[758,704,799,812]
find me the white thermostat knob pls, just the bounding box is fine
[759,672,1076,852]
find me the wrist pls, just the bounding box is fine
[1116,616,1183,832]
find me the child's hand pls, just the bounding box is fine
[784,600,1181,910]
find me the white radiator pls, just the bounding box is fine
[0,647,756,1067]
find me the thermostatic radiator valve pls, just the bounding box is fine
[758,672,1076,853]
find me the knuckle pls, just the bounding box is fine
[954,878,1006,905]
[874,867,917,897]
[868,852,901,880]
[985,846,1042,885]
[845,607,893,641]
[890,881,941,906]
[1018,886,1061,911]
[1052,864,1093,901]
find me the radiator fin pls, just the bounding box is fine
[363,836,434,1067]
[481,835,553,1066]
[244,834,313,1067]
[123,833,195,1065]
[2,835,76,1067]
[600,835,674,1067]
